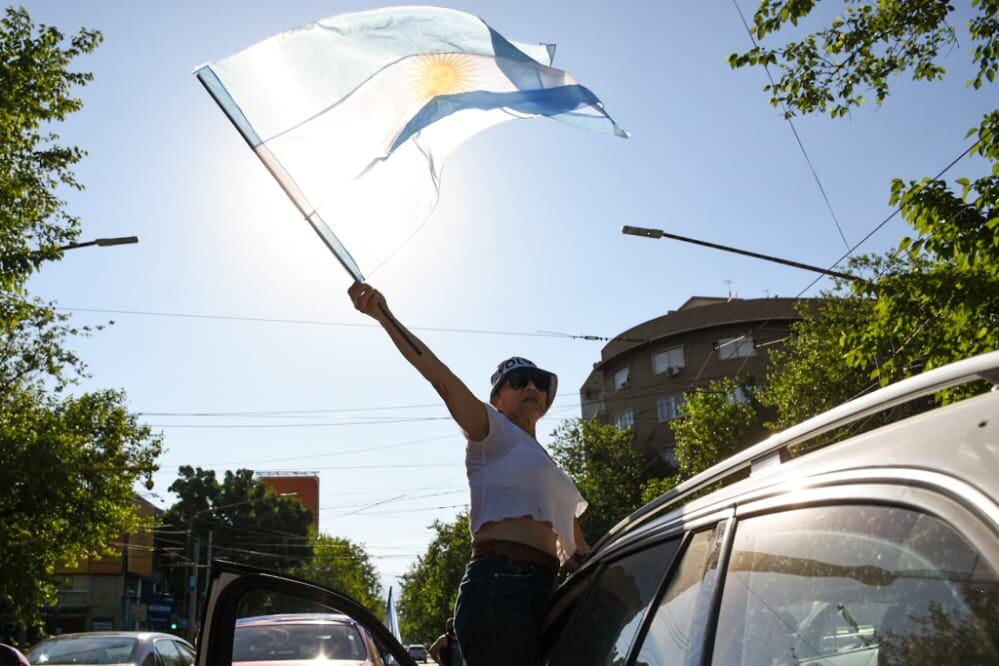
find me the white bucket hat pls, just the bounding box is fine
[489,357,558,411]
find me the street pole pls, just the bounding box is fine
[188,536,200,640]
[121,533,131,630]
[621,225,860,282]
[200,531,213,610]
[184,517,194,641]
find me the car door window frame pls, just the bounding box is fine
[171,641,195,666]
[542,532,687,665]
[196,561,414,666]
[623,518,734,666]
[734,470,999,564]
[154,639,183,666]
[706,480,999,665]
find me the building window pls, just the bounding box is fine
[615,410,635,431]
[726,385,751,404]
[657,393,686,422]
[718,335,756,360]
[613,366,630,390]
[652,346,686,375]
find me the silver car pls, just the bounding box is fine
[26,633,194,666]
[191,352,999,665]
[540,351,999,664]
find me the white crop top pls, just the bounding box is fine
[466,404,588,564]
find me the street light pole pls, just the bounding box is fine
[621,225,860,282]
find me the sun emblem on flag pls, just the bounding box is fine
[411,53,477,104]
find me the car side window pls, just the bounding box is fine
[545,537,681,665]
[710,505,999,665]
[171,642,194,666]
[633,524,727,666]
[153,640,183,666]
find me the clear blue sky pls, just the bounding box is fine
[21,0,993,595]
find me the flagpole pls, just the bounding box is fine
[377,303,423,355]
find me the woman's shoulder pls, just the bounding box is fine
[468,404,521,447]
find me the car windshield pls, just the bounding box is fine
[233,623,367,662]
[27,637,138,665]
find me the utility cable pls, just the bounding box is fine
[56,306,642,344]
[796,140,978,296]
[725,139,980,382]
[732,0,851,250]
[147,416,453,429]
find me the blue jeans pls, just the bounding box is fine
[453,555,556,666]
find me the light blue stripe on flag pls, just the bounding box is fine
[391,85,617,153]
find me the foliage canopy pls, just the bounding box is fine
[397,512,470,647]
[548,418,646,544]
[0,7,161,633]
[160,466,316,575]
[293,535,384,616]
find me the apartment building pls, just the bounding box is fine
[580,296,806,470]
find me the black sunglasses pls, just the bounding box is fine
[505,368,551,392]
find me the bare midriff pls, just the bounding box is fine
[472,515,558,557]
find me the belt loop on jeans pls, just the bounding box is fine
[471,540,559,575]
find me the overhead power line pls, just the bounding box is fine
[732,0,851,250]
[57,306,643,344]
[147,416,453,428]
[727,139,979,378]
[796,140,980,296]
[157,461,456,471]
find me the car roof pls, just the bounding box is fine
[32,631,187,643]
[595,351,999,558]
[235,613,356,627]
[30,633,191,646]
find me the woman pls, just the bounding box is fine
[348,282,588,666]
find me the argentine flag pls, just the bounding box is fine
[195,6,627,281]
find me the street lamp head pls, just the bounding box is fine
[621,225,664,239]
[54,236,140,252]
[95,236,139,247]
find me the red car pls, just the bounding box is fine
[234,614,387,666]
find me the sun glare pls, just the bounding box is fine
[410,53,478,104]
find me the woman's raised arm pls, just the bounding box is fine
[348,282,488,440]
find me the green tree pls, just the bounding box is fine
[642,0,999,512]
[641,378,766,503]
[293,535,383,616]
[0,7,162,634]
[0,389,162,632]
[548,418,646,545]
[731,0,998,400]
[758,296,874,431]
[727,0,997,118]
[397,512,470,646]
[158,467,315,599]
[1,6,100,288]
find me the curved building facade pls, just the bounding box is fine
[580,296,807,470]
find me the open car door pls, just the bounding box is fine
[196,560,415,666]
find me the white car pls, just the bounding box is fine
[405,645,428,663]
